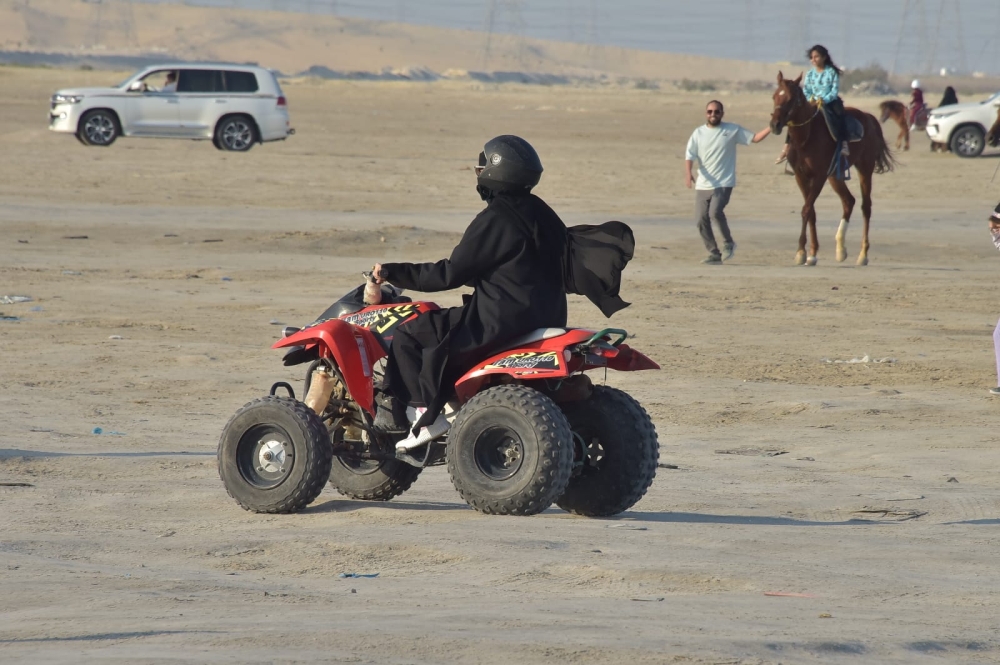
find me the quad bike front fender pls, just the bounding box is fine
[273,319,384,416]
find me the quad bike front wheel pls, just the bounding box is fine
[218,396,333,513]
[557,386,659,516]
[447,384,574,516]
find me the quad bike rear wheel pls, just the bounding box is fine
[328,424,422,501]
[218,396,333,513]
[447,384,574,516]
[557,386,658,516]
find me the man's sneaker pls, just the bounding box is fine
[701,254,722,265]
[722,242,737,261]
[989,387,1000,396]
[373,394,408,432]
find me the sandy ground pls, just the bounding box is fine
[3,65,1000,663]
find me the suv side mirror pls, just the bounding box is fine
[127,81,144,92]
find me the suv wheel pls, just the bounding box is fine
[950,125,985,158]
[215,116,256,152]
[78,109,120,147]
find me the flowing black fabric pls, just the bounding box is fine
[381,192,569,432]
[563,221,634,317]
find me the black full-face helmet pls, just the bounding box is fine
[475,135,543,200]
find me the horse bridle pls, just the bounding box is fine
[781,85,821,128]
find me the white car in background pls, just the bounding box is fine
[49,63,294,151]
[925,91,1000,158]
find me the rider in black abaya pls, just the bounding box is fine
[372,135,633,450]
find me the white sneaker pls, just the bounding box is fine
[396,406,451,451]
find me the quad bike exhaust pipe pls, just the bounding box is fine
[304,366,337,416]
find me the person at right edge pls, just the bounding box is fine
[370,135,635,451]
[989,203,1000,396]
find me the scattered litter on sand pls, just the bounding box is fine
[607,524,647,530]
[657,462,679,469]
[92,427,127,436]
[221,277,233,282]
[62,270,82,275]
[822,355,896,364]
[850,508,927,522]
[764,591,816,598]
[62,235,88,240]
[109,335,123,340]
[0,315,20,322]
[716,447,788,457]
[0,482,34,488]
[339,572,379,579]
[1,295,32,304]
[631,597,665,602]
[269,319,283,325]
[203,239,223,243]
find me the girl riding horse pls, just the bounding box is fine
[776,45,850,165]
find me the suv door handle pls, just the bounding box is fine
[215,99,227,104]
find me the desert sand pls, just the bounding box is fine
[3,53,1000,665]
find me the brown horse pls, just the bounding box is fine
[770,71,894,266]
[879,100,909,151]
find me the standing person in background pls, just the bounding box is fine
[989,204,1000,396]
[684,100,771,264]
[939,86,958,107]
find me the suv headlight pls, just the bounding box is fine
[930,111,958,120]
[52,94,83,104]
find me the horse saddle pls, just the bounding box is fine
[822,107,865,143]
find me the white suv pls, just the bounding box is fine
[925,91,1000,158]
[49,63,294,151]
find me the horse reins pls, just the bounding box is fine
[785,104,820,128]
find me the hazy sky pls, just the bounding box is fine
[138,0,1000,75]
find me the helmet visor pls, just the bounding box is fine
[475,151,487,176]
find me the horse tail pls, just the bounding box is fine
[869,116,896,174]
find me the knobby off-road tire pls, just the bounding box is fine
[557,386,659,517]
[328,427,422,501]
[447,384,574,516]
[218,396,333,513]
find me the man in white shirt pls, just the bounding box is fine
[684,100,771,264]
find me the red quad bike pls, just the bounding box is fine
[218,275,661,517]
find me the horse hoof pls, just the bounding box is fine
[857,257,869,266]
[795,251,806,266]
[836,249,847,262]
[806,256,818,266]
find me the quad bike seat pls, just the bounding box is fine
[496,327,566,352]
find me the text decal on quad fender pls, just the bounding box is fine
[342,304,420,334]
[483,351,561,371]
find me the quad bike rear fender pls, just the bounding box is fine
[273,319,384,415]
[454,328,659,401]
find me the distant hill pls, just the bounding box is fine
[0,0,788,83]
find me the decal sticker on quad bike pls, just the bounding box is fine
[483,350,561,371]
[341,303,420,335]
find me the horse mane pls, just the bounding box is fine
[879,100,905,114]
